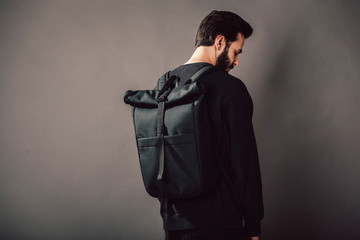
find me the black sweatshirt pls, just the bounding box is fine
[159,62,264,236]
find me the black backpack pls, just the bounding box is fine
[123,65,217,199]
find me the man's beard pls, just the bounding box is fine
[215,43,233,72]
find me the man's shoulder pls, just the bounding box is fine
[204,70,248,93]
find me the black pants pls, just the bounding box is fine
[165,229,244,240]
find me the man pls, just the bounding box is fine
[160,11,264,240]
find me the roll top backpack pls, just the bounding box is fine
[123,65,217,199]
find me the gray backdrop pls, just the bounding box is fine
[1,0,359,239]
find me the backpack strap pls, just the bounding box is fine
[156,100,166,180]
[157,75,179,102]
[156,64,214,89]
[156,74,179,180]
[156,71,171,90]
[189,65,214,82]
[155,65,215,181]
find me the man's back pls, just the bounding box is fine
[160,62,263,237]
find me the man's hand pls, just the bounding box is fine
[244,235,259,240]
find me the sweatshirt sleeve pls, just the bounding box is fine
[222,81,264,236]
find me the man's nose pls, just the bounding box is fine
[234,58,239,66]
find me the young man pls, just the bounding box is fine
[161,11,264,240]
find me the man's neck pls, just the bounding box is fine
[185,46,216,65]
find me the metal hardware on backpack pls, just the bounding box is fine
[124,65,217,199]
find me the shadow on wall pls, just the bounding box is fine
[259,27,359,239]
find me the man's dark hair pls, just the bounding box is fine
[195,10,253,47]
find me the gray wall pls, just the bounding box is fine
[1,0,359,239]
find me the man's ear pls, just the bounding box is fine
[214,35,226,51]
